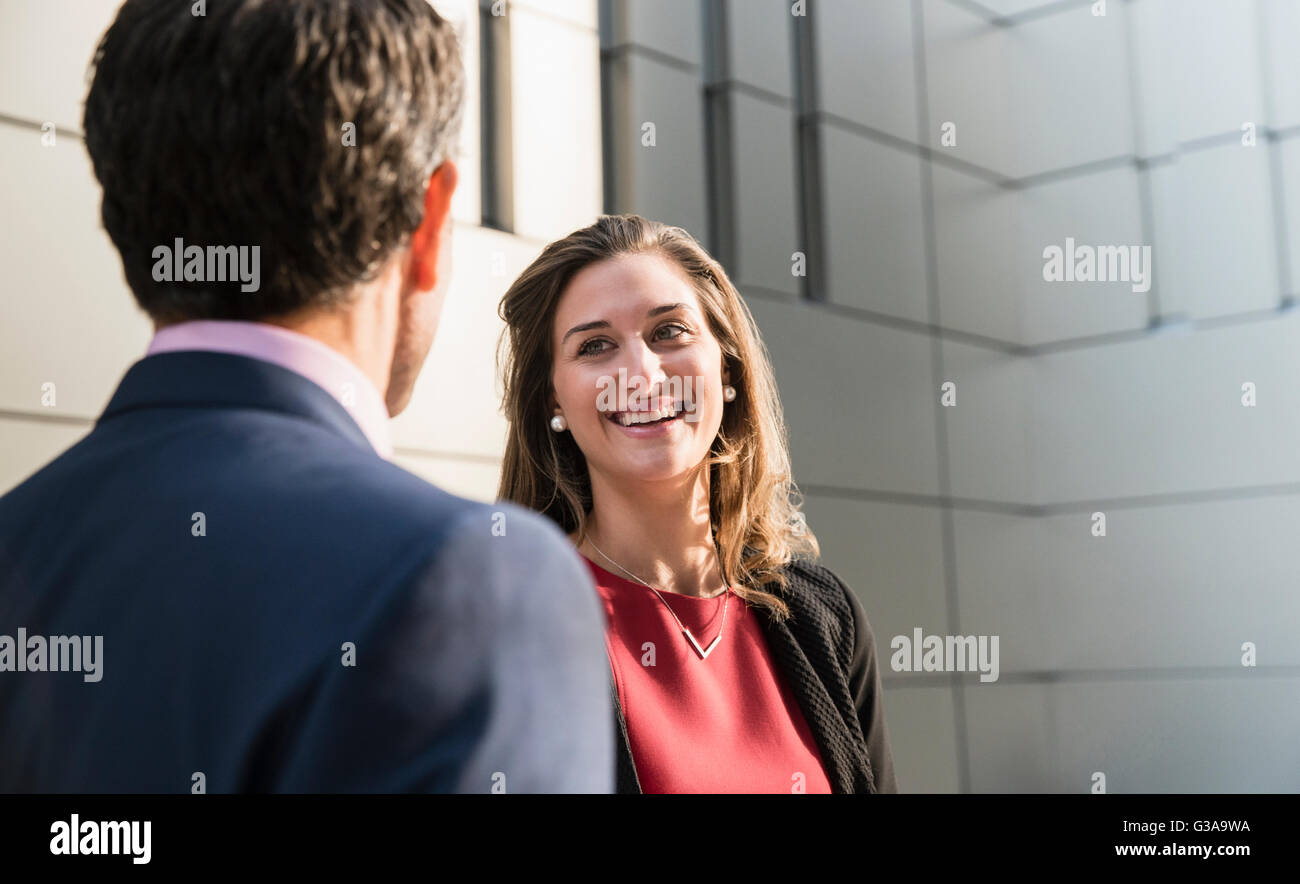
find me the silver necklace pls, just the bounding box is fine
[585,536,732,660]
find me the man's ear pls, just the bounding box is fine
[408,160,459,291]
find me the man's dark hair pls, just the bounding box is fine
[83,0,465,322]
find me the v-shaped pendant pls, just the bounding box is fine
[682,627,722,659]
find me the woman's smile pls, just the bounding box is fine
[603,401,687,436]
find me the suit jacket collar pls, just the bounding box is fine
[98,350,375,454]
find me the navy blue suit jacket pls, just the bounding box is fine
[0,351,613,793]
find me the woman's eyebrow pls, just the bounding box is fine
[561,319,610,344]
[560,303,689,344]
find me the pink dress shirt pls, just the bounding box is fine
[145,320,394,459]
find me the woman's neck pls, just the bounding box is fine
[573,468,727,598]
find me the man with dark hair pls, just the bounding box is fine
[0,0,613,793]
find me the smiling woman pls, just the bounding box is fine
[495,213,898,795]
[496,215,799,612]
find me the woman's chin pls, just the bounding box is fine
[602,453,704,486]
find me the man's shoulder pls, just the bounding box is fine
[341,455,570,547]
[251,447,584,598]
[404,494,589,598]
[318,455,585,594]
[396,487,577,568]
[0,414,578,593]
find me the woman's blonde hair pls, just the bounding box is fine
[495,213,817,620]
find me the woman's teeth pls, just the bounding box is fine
[610,407,679,426]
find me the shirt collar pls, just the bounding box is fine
[145,319,394,459]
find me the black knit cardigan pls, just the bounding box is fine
[609,557,898,794]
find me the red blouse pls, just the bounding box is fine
[583,556,832,794]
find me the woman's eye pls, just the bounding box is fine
[654,323,688,341]
[577,338,610,357]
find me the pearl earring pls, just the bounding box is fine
[723,385,737,402]
[550,414,567,432]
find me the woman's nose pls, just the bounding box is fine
[622,342,668,399]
